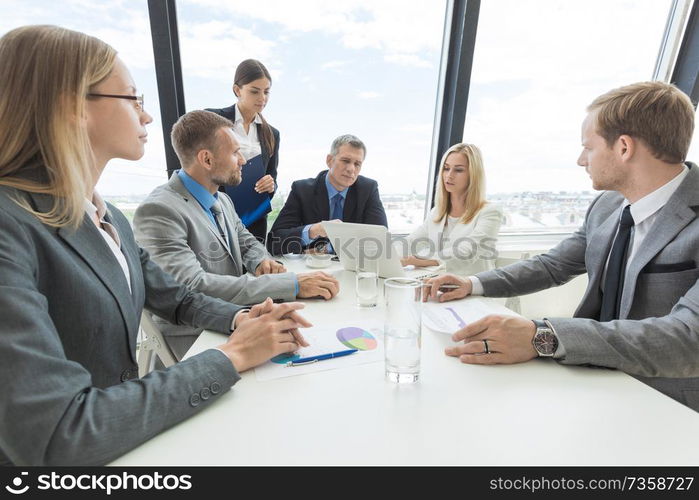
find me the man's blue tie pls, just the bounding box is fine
[330,193,343,221]
[600,205,634,321]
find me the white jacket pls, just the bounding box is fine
[401,203,503,276]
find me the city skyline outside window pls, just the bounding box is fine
[1,0,695,237]
[463,0,674,233]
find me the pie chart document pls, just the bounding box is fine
[255,322,383,381]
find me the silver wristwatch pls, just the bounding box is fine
[532,319,558,357]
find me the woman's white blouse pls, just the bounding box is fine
[402,203,503,276]
[230,103,263,162]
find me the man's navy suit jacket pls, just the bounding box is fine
[267,170,387,255]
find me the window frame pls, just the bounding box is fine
[147,0,699,239]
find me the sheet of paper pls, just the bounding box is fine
[422,299,522,334]
[254,322,383,381]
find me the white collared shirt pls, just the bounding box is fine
[231,103,263,162]
[623,164,689,265]
[596,164,689,289]
[84,192,132,293]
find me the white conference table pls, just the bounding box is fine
[114,257,699,466]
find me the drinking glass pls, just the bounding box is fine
[384,277,422,383]
[355,256,378,307]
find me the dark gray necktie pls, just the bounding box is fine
[210,200,229,247]
[600,205,635,321]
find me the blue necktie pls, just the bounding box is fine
[330,193,343,221]
[600,205,634,321]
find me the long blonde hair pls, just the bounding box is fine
[433,143,487,225]
[0,25,117,228]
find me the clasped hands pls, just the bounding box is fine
[423,274,538,365]
[218,267,340,372]
[219,298,311,372]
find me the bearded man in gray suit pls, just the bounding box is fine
[426,81,699,412]
[134,111,339,358]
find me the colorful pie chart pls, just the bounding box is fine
[336,327,378,351]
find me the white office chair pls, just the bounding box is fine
[137,312,177,376]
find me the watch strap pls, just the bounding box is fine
[532,319,547,330]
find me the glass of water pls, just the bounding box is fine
[355,255,378,307]
[384,277,422,383]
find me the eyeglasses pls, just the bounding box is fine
[87,93,145,112]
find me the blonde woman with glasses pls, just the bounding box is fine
[400,143,502,276]
[0,25,310,465]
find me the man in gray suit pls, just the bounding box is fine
[426,81,699,411]
[134,110,339,358]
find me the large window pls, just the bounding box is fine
[463,0,674,233]
[175,0,447,233]
[5,0,694,236]
[0,0,168,219]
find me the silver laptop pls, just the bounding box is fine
[322,221,441,279]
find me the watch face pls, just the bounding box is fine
[534,331,557,356]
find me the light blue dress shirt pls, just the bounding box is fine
[178,169,299,294]
[177,169,220,229]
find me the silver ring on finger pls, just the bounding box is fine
[482,339,490,354]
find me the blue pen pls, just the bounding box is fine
[286,349,358,367]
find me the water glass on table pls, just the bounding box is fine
[355,256,378,307]
[384,277,422,383]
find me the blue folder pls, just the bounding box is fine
[223,154,272,226]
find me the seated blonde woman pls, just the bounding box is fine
[400,143,502,276]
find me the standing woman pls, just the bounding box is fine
[0,25,308,465]
[207,59,279,242]
[400,143,502,276]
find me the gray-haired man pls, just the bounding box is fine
[267,134,388,255]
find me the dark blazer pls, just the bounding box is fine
[267,170,388,255]
[206,104,280,196]
[0,185,243,465]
